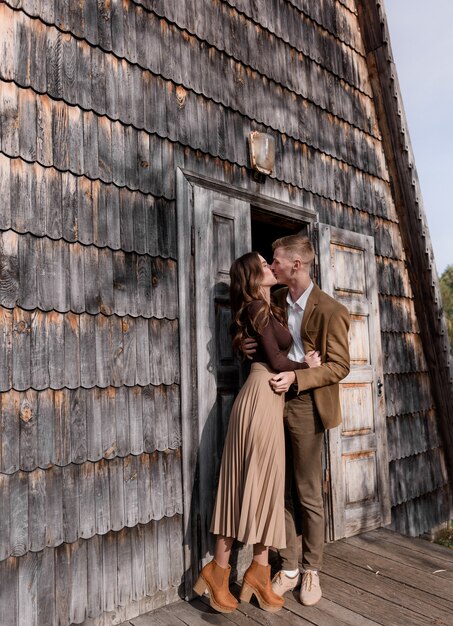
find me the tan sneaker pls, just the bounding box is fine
[300,570,322,606]
[271,570,301,596]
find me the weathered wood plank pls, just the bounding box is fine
[67,104,84,175]
[0,157,170,258]
[95,312,111,388]
[28,468,46,553]
[0,308,13,391]
[0,154,11,229]
[115,386,130,458]
[54,388,71,467]
[376,527,453,559]
[390,449,447,506]
[62,462,79,545]
[124,252,138,319]
[64,311,81,388]
[110,314,124,388]
[101,386,116,459]
[328,538,453,606]
[122,316,137,387]
[55,543,72,626]
[36,94,53,166]
[144,519,158,597]
[98,115,112,183]
[0,230,19,309]
[10,468,29,556]
[68,388,88,463]
[102,531,118,612]
[79,460,96,540]
[124,455,140,528]
[0,11,390,196]
[113,250,128,317]
[36,235,54,311]
[95,458,111,536]
[87,534,103,618]
[36,548,56,626]
[36,388,54,469]
[136,255,152,320]
[128,385,143,456]
[284,592,380,626]
[344,533,453,580]
[131,524,146,602]
[19,389,37,471]
[61,170,78,242]
[82,108,99,180]
[385,372,433,417]
[69,242,86,314]
[323,552,451,625]
[103,184,121,253]
[387,410,440,461]
[80,312,97,388]
[137,453,152,526]
[70,540,89,624]
[4,84,390,221]
[117,527,133,608]
[1,80,19,156]
[12,308,31,391]
[18,229,37,312]
[85,386,103,462]
[18,554,38,626]
[18,86,37,162]
[0,519,184,625]
[44,465,63,552]
[0,385,181,474]
[108,456,125,532]
[83,244,100,316]
[0,556,18,626]
[0,472,11,560]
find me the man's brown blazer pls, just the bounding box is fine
[274,284,350,430]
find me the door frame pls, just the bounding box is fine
[176,168,317,597]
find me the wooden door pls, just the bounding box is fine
[318,225,390,539]
[193,187,252,571]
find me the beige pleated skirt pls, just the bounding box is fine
[210,362,286,549]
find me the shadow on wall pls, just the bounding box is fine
[181,281,252,599]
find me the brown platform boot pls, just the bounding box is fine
[193,560,238,613]
[239,560,285,612]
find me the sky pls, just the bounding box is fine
[384,0,453,277]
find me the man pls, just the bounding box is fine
[244,234,350,606]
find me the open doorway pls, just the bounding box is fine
[251,207,309,263]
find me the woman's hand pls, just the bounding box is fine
[269,371,296,394]
[242,337,258,360]
[304,350,321,368]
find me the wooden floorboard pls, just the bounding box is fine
[122,530,453,626]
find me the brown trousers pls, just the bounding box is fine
[278,390,325,571]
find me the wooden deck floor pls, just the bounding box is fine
[122,528,453,626]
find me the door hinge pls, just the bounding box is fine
[191,225,195,255]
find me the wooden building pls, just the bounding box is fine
[0,0,452,624]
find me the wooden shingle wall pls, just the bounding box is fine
[0,0,450,623]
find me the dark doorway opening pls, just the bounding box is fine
[251,207,309,264]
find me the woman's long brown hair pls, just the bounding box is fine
[229,251,286,353]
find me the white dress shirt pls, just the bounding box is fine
[286,281,314,362]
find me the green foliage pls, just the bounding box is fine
[439,265,453,352]
[435,521,453,549]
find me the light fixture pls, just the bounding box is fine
[248,131,275,176]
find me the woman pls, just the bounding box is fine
[194,252,321,613]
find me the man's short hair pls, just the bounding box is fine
[272,234,315,265]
